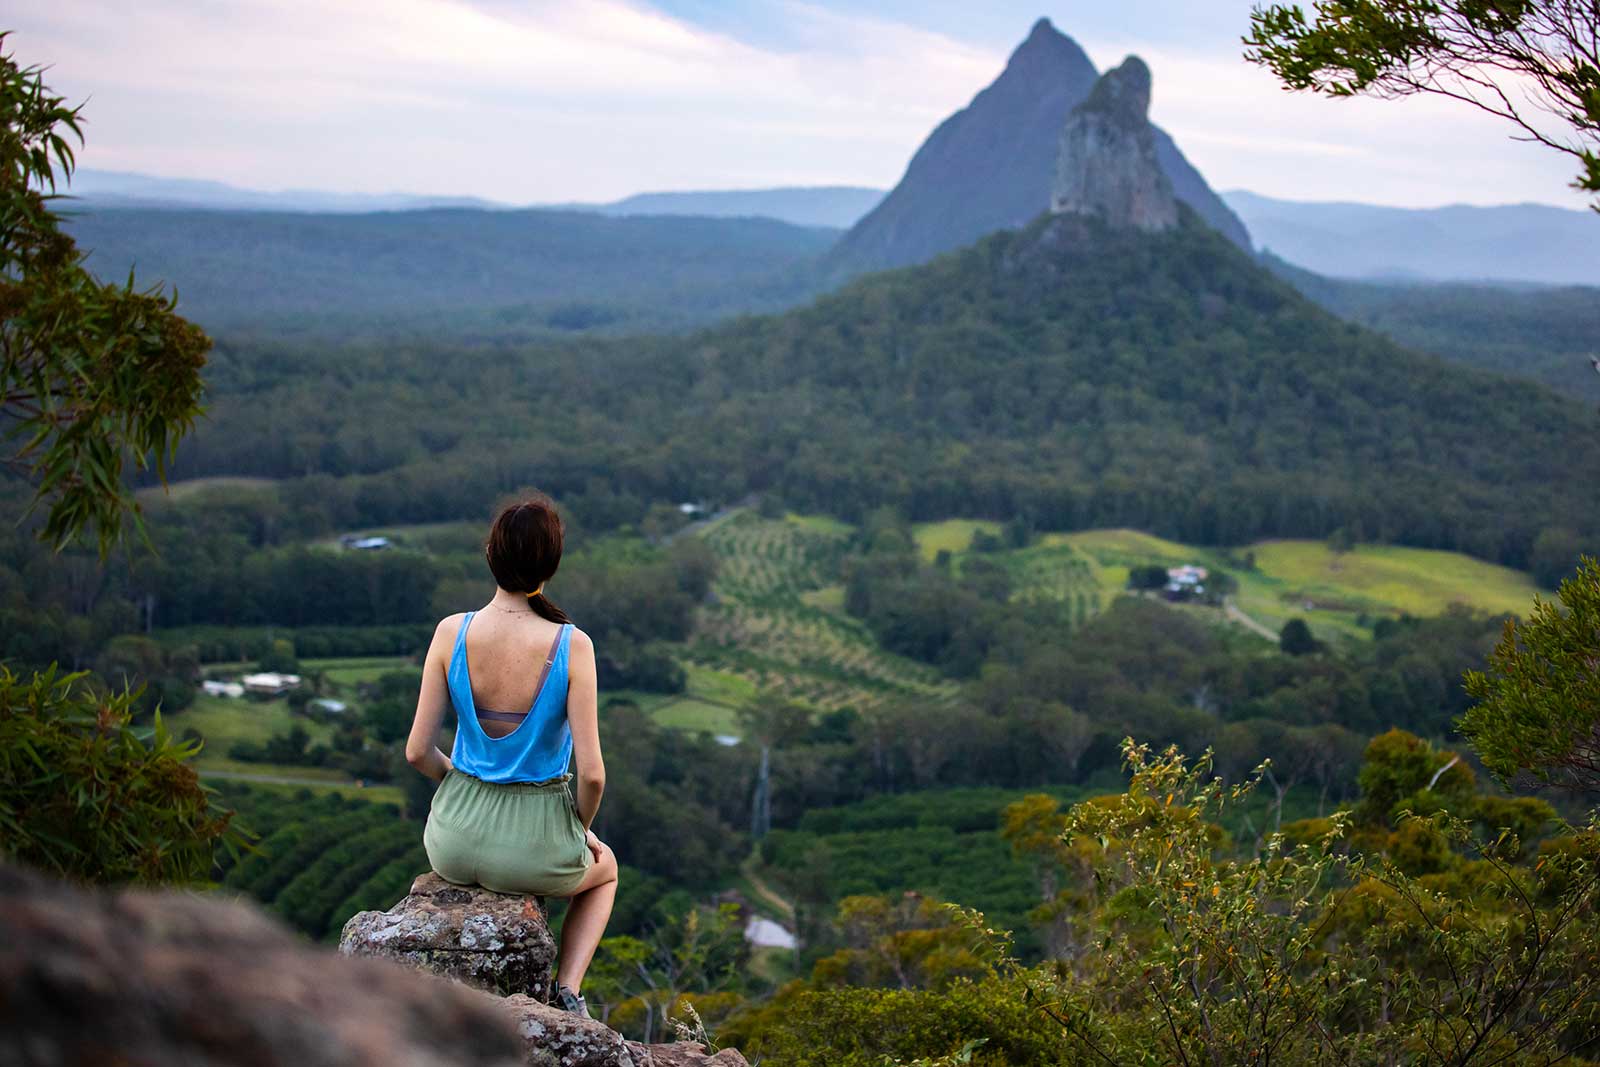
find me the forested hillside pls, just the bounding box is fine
[65,206,835,337]
[1265,253,1600,403]
[159,209,1600,573]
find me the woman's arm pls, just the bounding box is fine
[404,616,460,783]
[567,628,605,828]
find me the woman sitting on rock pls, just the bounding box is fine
[406,494,617,1018]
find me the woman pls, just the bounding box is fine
[405,495,617,1018]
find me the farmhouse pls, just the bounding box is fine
[201,679,244,698]
[1164,564,1208,598]
[241,672,302,696]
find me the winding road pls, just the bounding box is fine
[1223,597,1279,642]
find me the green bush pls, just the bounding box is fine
[725,979,1072,1067]
[0,665,239,884]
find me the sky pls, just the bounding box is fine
[10,0,1589,209]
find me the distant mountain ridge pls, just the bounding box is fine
[64,170,503,213]
[598,187,882,229]
[827,18,1250,277]
[1225,190,1600,285]
[69,170,1594,286]
[64,207,835,336]
[68,169,883,228]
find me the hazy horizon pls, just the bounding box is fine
[13,1,1590,212]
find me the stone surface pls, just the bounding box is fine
[0,862,527,1067]
[827,18,1248,277]
[339,871,558,1000]
[496,994,751,1066]
[502,995,640,1067]
[1051,56,1179,232]
[631,1040,750,1066]
[341,875,749,1067]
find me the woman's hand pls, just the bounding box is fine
[585,829,603,862]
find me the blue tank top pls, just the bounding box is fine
[447,612,575,784]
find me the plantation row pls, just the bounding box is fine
[694,513,959,710]
[215,786,421,941]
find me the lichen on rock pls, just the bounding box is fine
[339,872,559,1001]
[341,872,750,1067]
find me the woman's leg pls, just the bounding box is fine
[555,839,618,993]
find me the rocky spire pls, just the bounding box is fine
[1050,56,1179,232]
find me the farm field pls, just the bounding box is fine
[159,513,1543,765]
[169,664,408,800]
[310,519,483,554]
[606,664,753,737]
[690,511,960,713]
[175,693,338,753]
[134,475,279,503]
[205,773,404,805]
[302,656,415,685]
[911,523,1542,644]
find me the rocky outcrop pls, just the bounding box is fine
[0,862,745,1067]
[340,874,748,1067]
[339,872,558,1000]
[1050,56,1179,232]
[0,861,526,1067]
[825,18,1248,277]
[501,997,744,1067]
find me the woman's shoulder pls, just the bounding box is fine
[567,626,593,656]
[432,612,470,644]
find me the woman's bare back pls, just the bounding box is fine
[459,609,567,738]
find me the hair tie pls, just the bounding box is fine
[526,584,545,599]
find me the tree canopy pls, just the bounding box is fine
[0,33,209,554]
[1246,0,1600,207]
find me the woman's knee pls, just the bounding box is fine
[593,840,619,883]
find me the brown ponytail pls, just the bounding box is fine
[485,494,572,624]
[526,589,571,625]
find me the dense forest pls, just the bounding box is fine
[64,206,834,339]
[67,201,1600,404]
[138,210,1600,576]
[1265,252,1600,403]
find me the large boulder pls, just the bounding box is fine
[0,861,748,1067]
[339,872,558,1000]
[343,874,749,1067]
[1050,55,1180,233]
[0,862,526,1067]
[499,996,748,1066]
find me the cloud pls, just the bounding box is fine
[13,0,1002,200]
[8,0,1587,207]
[1078,36,1585,209]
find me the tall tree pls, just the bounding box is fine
[0,37,226,886]
[1461,557,1600,792]
[1,33,209,554]
[1246,1,1600,207]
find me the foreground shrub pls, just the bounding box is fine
[0,665,237,884]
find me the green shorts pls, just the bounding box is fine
[423,769,593,896]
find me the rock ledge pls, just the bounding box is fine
[340,873,749,1067]
[340,872,558,1000]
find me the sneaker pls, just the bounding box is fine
[553,982,591,1019]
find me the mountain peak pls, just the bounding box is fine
[825,22,1247,276]
[1081,55,1152,124]
[1050,55,1178,232]
[1005,16,1094,82]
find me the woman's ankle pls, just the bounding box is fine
[552,980,591,1019]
